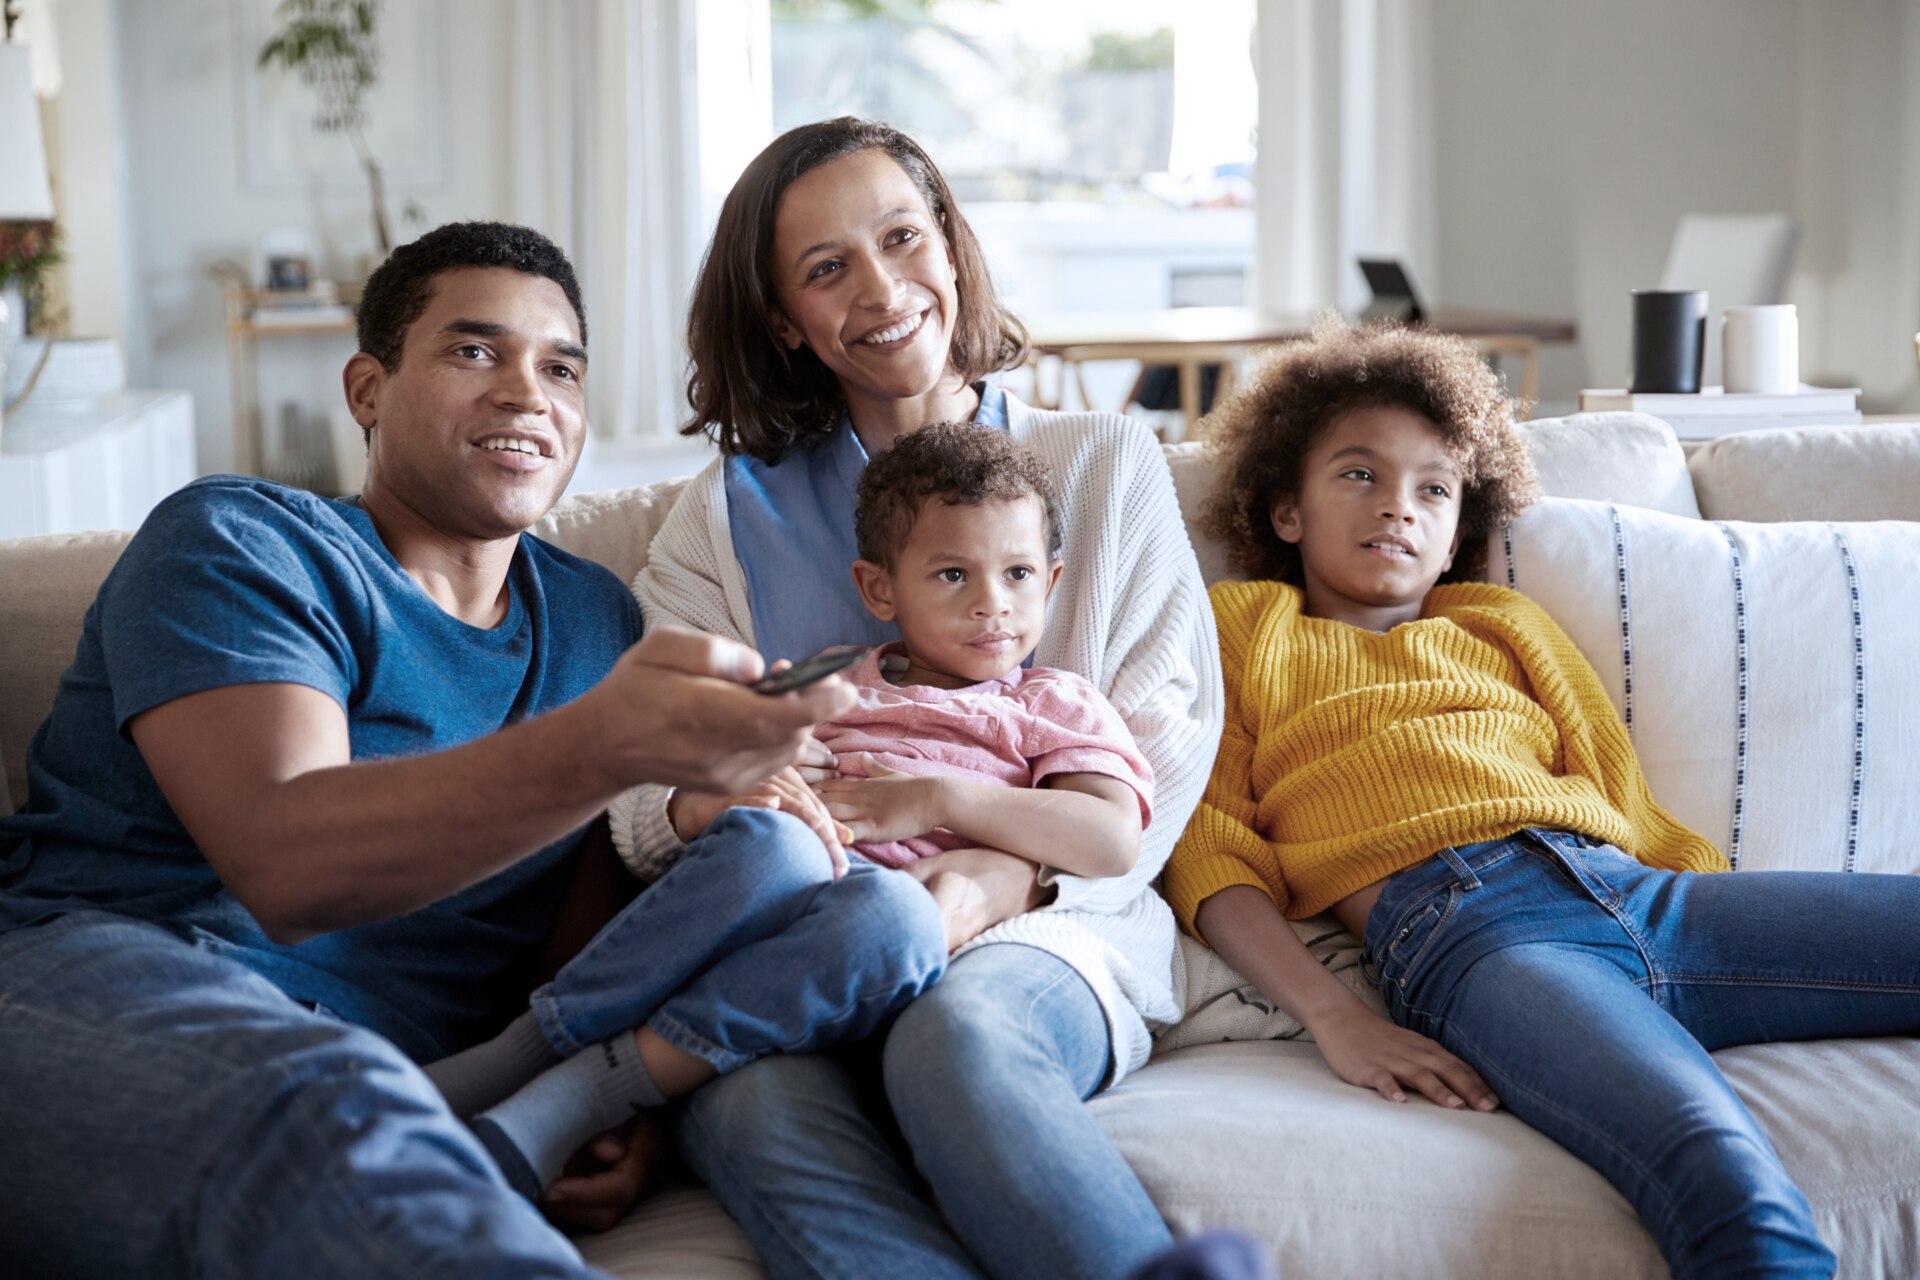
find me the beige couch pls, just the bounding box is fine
[5,416,1920,1279]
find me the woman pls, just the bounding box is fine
[607,117,1223,1279]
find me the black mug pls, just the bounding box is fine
[1630,289,1708,394]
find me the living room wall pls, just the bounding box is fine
[1429,0,1920,412]
[113,0,519,475]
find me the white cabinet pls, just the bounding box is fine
[0,391,196,538]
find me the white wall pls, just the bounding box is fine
[1428,0,1919,412]
[115,0,517,475]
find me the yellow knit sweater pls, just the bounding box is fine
[1165,580,1728,935]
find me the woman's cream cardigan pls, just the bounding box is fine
[608,393,1223,1083]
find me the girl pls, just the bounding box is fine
[1167,319,1920,1279]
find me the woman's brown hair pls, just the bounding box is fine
[682,117,1029,462]
[1202,318,1540,586]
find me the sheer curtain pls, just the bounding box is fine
[1252,0,1436,315]
[506,0,711,443]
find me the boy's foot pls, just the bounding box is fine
[421,1009,561,1118]
[471,1031,666,1200]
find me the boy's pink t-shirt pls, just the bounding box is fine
[819,645,1155,869]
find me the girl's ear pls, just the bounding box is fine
[1269,496,1304,545]
[851,559,897,621]
[1442,527,1463,573]
[1043,559,1065,602]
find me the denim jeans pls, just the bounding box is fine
[674,941,1173,1280]
[533,806,948,1072]
[0,910,602,1279]
[1366,828,1920,1280]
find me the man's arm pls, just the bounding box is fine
[131,628,853,944]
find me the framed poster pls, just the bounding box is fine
[233,0,450,190]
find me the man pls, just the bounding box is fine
[0,222,852,1277]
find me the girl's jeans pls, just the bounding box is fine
[1365,828,1920,1280]
[533,806,949,1072]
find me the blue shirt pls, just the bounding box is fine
[724,382,1010,663]
[0,477,642,1061]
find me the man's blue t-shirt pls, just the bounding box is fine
[0,477,642,1062]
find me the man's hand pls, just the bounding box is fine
[901,846,1051,952]
[813,755,948,845]
[589,628,857,797]
[539,1114,670,1235]
[667,768,853,878]
[1310,1002,1500,1112]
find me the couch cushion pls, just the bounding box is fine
[0,530,133,814]
[1689,422,1920,521]
[1094,1038,1920,1279]
[532,478,691,590]
[1489,498,1920,872]
[1520,411,1700,518]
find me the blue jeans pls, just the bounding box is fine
[0,910,602,1279]
[675,941,1173,1280]
[1366,828,1920,1280]
[533,807,948,1072]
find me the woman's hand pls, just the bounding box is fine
[668,767,853,878]
[539,1113,670,1234]
[901,846,1051,952]
[813,756,947,845]
[1310,1002,1499,1112]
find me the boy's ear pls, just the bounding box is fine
[1043,559,1064,601]
[851,559,897,621]
[1269,496,1303,545]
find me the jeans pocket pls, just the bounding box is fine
[1381,887,1458,990]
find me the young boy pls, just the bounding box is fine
[1166,320,1920,1279]
[428,423,1151,1199]
[813,421,1156,949]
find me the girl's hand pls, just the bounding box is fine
[668,767,853,878]
[794,734,840,785]
[1310,1003,1500,1112]
[813,755,947,844]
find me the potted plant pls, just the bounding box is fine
[0,218,59,338]
[257,0,392,256]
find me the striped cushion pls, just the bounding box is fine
[1488,499,1920,874]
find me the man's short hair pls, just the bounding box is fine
[854,423,1062,567]
[356,222,588,373]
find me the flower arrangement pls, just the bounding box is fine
[0,219,61,330]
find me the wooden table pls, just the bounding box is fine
[223,282,361,476]
[1024,306,1578,437]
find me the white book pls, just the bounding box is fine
[1579,385,1860,417]
[1660,409,1865,439]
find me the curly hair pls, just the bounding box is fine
[358,221,586,373]
[854,423,1062,567]
[683,118,1030,463]
[1201,318,1540,586]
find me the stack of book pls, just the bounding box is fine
[249,287,354,328]
[1577,385,1861,438]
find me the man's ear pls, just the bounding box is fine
[851,559,897,622]
[772,308,804,352]
[1269,496,1303,545]
[343,351,384,435]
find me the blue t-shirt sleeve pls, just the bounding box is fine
[99,482,362,733]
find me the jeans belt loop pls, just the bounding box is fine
[1434,844,1483,890]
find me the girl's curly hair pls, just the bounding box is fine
[1201,318,1540,585]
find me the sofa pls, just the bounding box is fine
[4,414,1920,1279]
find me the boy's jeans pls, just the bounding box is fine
[1366,828,1920,1280]
[532,806,948,1072]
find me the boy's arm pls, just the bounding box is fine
[1196,886,1498,1112]
[817,762,1142,880]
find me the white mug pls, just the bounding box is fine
[1723,304,1799,395]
